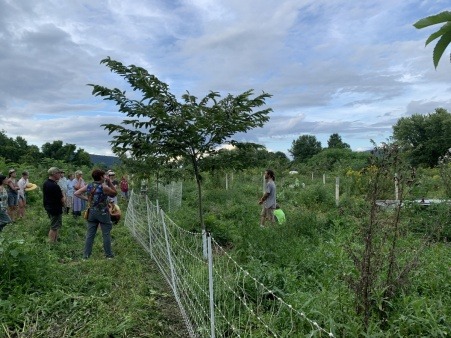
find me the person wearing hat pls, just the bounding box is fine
[43,167,64,243]
[107,171,118,204]
[17,171,29,219]
[6,169,20,222]
[0,174,12,231]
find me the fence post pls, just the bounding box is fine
[202,229,208,260]
[394,173,399,200]
[311,172,314,181]
[323,173,326,185]
[207,233,216,338]
[335,177,340,207]
[146,196,152,257]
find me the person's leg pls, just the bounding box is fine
[260,207,266,227]
[48,213,62,243]
[99,214,114,258]
[7,193,17,222]
[18,196,26,218]
[268,208,275,225]
[83,220,98,258]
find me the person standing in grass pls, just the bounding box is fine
[66,173,75,215]
[17,171,29,219]
[75,169,117,259]
[57,170,68,214]
[120,175,129,200]
[43,167,64,243]
[72,170,85,217]
[0,174,12,232]
[258,169,276,228]
[6,169,20,222]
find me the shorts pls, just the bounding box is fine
[261,207,275,221]
[7,192,18,207]
[47,212,63,230]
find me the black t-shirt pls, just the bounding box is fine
[43,178,63,215]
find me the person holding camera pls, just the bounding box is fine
[75,169,117,259]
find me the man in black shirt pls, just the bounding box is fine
[43,167,64,243]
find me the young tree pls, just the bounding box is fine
[90,57,272,232]
[413,11,451,68]
[327,133,350,149]
[289,134,322,162]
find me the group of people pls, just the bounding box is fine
[0,169,38,231]
[53,170,129,218]
[42,167,127,259]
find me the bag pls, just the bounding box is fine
[83,183,97,220]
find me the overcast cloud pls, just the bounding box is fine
[1,0,450,156]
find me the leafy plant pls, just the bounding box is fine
[414,11,451,68]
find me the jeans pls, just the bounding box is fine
[83,208,113,258]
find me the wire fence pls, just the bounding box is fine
[125,190,334,337]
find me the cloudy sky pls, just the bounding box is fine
[1,0,450,157]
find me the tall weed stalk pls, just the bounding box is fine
[345,142,421,329]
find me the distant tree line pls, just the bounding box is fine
[0,130,92,167]
[288,108,451,169]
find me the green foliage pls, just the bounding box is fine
[327,133,350,149]
[392,108,451,167]
[0,130,92,168]
[289,134,322,162]
[306,148,369,173]
[414,11,451,68]
[438,147,451,197]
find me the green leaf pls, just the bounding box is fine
[414,11,451,29]
[425,22,451,45]
[432,30,451,68]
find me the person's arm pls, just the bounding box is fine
[74,185,88,200]
[103,178,117,197]
[7,179,19,191]
[259,192,269,205]
[74,179,81,190]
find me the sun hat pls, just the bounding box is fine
[48,167,61,175]
[25,183,38,191]
[8,169,15,174]
[109,171,115,176]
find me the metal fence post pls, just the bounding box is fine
[207,233,215,338]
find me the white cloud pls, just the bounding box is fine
[1,0,450,158]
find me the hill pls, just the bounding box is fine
[89,154,121,167]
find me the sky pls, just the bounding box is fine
[1,0,451,157]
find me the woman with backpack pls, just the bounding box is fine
[74,169,117,259]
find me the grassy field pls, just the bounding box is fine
[1,168,451,337]
[0,195,187,338]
